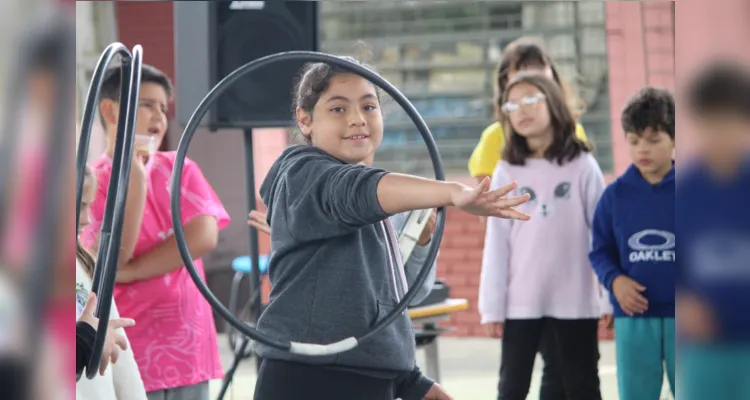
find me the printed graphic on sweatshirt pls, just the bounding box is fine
[627,229,676,263]
[519,187,537,203]
[519,181,572,217]
[76,282,89,319]
[688,232,750,281]
[554,182,571,199]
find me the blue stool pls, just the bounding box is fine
[231,255,270,275]
[228,255,270,318]
[227,255,270,353]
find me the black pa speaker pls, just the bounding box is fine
[174,1,318,129]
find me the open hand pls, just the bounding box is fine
[424,383,453,400]
[248,210,271,235]
[483,322,504,339]
[677,294,716,341]
[451,178,531,220]
[129,150,148,182]
[78,292,136,375]
[612,276,648,315]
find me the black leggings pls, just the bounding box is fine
[498,318,602,400]
[253,359,397,400]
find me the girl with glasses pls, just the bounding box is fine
[479,72,611,400]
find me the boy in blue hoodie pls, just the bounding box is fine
[676,62,750,400]
[589,87,675,400]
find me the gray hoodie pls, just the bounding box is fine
[257,145,433,398]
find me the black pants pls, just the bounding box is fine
[498,318,602,400]
[254,359,396,400]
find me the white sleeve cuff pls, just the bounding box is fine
[480,312,505,324]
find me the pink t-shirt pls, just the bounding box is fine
[80,151,230,392]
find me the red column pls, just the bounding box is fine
[114,1,176,119]
[605,1,675,176]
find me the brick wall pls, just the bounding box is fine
[434,209,484,337]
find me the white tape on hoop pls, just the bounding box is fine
[289,337,359,356]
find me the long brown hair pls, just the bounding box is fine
[77,165,96,277]
[501,72,591,166]
[494,37,585,122]
[77,243,96,277]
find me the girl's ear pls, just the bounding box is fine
[296,107,312,135]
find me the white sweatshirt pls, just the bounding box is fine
[479,154,613,324]
[75,259,148,400]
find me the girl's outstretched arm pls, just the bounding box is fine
[268,147,529,241]
[376,174,531,220]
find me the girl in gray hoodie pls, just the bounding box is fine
[254,58,531,400]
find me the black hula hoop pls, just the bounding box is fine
[171,51,446,356]
[75,42,143,380]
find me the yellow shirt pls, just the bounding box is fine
[468,121,589,177]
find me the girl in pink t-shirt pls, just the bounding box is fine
[81,65,230,397]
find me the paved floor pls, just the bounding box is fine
[208,334,673,400]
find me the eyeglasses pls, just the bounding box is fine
[501,93,546,115]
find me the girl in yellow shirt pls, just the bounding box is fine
[469,37,588,181]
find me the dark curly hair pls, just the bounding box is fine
[686,61,750,118]
[621,87,675,139]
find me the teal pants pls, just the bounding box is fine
[614,318,675,400]
[680,344,750,400]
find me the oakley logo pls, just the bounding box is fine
[628,229,675,262]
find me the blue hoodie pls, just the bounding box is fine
[589,162,675,318]
[676,157,750,342]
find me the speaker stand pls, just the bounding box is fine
[216,335,251,400]
[218,128,265,399]
[243,127,263,374]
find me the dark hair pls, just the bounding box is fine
[494,37,585,122]
[502,72,591,166]
[98,63,174,128]
[76,243,95,277]
[687,61,750,119]
[621,87,675,139]
[292,56,379,144]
